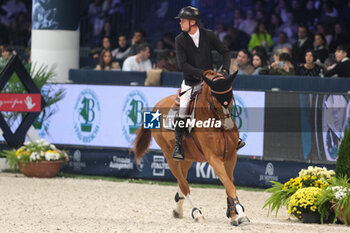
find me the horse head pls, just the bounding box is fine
[202,70,238,130]
[202,70,238,108]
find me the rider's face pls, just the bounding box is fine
[179,18,195,32]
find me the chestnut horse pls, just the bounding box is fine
[133,70,249,226]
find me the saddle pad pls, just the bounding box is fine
[164,93,199,132]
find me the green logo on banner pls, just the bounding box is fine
[33,108,50,138]
[122,90,148,143]
[232,95,248,141]
[74,89,101,142]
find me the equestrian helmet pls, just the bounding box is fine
[175,6,201,22]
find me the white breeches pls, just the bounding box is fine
[178,80,203,118]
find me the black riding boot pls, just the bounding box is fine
[172,118,185,161]
[237,138,246,150]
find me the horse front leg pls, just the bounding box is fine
[224,152,250,226]
[207,156,249,226]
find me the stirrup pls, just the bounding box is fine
[173,149,184,161]
[237,139,246,150]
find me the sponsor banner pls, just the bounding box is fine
[2,84,263,157]
[61,148,335,188]
[0,94,41,112]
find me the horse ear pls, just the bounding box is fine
[227,70,238,84]
[202,74,214,87]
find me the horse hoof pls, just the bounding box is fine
[195,216,204,223]
[172,210,183,219]
[230,219,239,226]
[231,216,250,226]
[239,216,250,224]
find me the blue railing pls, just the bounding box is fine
[69,69,350,93]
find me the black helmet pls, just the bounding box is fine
[175,6,201,22]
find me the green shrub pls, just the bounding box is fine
[336,118,350,178]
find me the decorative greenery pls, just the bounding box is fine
[3,139,68,170]
[318,176,350,225]
[336,117,350,178]
[288,187,322,220]
[263,166,334,216]
[1,62,65,132]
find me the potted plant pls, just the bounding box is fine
[264,166,334,216]
[318,176,350,225]
[3,139,68,178]
[288,187,322,223]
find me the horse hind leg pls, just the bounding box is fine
[173,187,185,218]
[169,160,204,222]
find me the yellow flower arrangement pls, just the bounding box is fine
[288,187,322,219]
[264,166,334,217]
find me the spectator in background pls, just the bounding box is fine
[292,25,313,64]
[270,52,295,75]
[305,0,320,27]
[238,9,257,36]
[248,22,274,51]
[251,45,268,62]
[100,21,115,40]
[122,43,152,72]
[273,32,292,53]
[325,44,350,78]
[0,0,27,26]
[252,52,269,75]
[156,49,177,72]
[232,9,244,29]
[0,45,13,71]
[232,49,255,75]
[255,10,266,23]
[322,0,339,21]
[129,28,147,56]
[290,0,307,25]
[313,33,329,63]
[95,49,120,70]
[278,12,298,43]
[91,36,112,59]
[223,27,249,51]
[270,49,283,68]
[214,23,227,42]
[156,32,175,50]
[296,50,324,77]
[314,23,332,46]
[268,14,282,42]
[112,35,131,60]
[329,23,349,52]
[88,0,104,39]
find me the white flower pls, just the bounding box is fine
[331,186,348,201]
[29,152,40,161]
[45,151,60,161]
[49,144,56,150]
[24,141,30,146]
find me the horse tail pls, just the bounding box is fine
[133,125,152,161]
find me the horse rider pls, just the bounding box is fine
[173,6,245,161]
